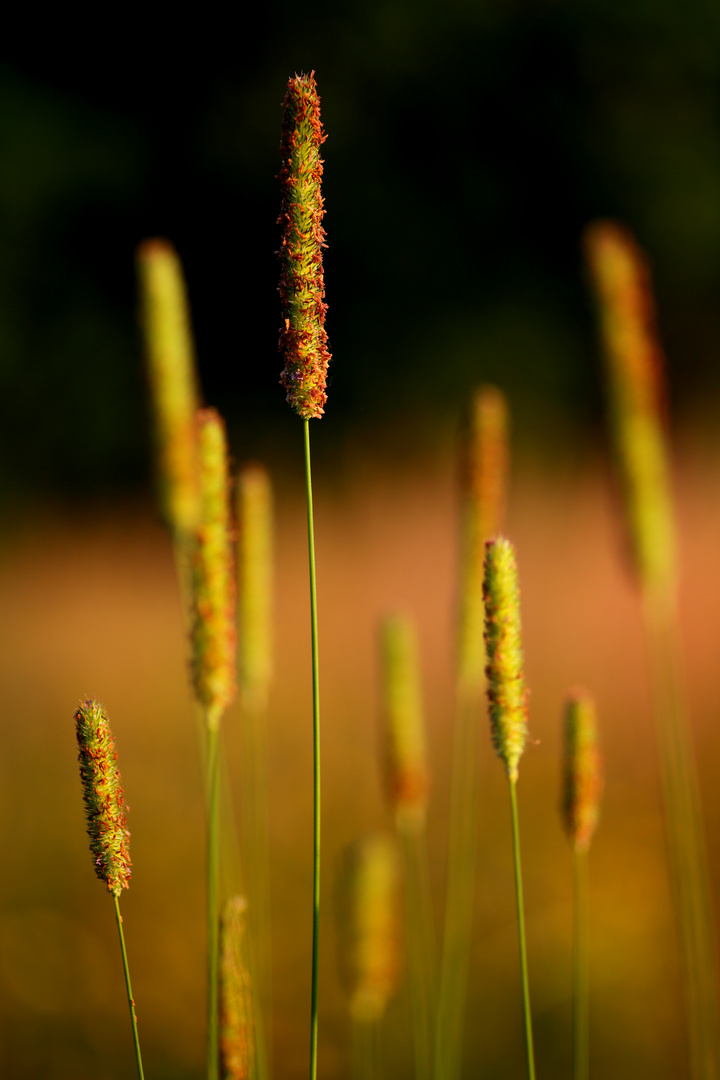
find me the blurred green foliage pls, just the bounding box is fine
[2,1,720,492]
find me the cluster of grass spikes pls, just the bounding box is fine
[68,72,719,1080]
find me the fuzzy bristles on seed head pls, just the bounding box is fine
[562,690,603,852]
[483,538,528,783]
[380,615,429,833]
[237,463,273,712]
[583,221,676,591]
[336,835,402,1025]
[457,386,510,692]
[74,699,131,897]
[219,896,255,1080]
[277,71,331,420]
[191,408,237,729]
[136,238,201,536]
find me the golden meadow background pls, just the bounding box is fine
[3,4,720,1076]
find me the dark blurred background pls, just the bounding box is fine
[2,0,720,499]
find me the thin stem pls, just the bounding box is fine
[304,419,321,1080]
[642,584,720,1080]
[207,722,221,1080]
[435,689,479,1080]
[352,1018,379,1080]
[400,824,436,1080]
[508,778,536,1080]
[572,847,589,1080]
[113,894,145,1080]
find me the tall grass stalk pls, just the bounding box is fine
[585,221,720,1079]
[113,895,145,1080]
[437,387,509,1080]
[572,848,590,1080]
[483,539,536,1080]
[277,71,331,1080]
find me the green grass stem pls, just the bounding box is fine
[572,848,589,1080]
[435,689,479,1080]
[509,778,536,1080]
[207,722,222,1080]
[643,584,720,1080]
[399,825,436,1080]
[352,1019,379,1080]
[113,894,145,1080]
[304,419,322,1080]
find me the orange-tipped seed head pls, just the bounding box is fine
[562,690,603,853]
[380,615,429,833]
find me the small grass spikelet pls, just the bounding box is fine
[337,835,402,1025]
[457,386,510,691]
[380,615,429,832]
[74,699,131,897]
[137,238,201,536]
[562,690,603,852]
[219,896,255,1080]
[583,221,675,591]
[483,538,528,783]
[191,408,237,730]
[277,71,331,419]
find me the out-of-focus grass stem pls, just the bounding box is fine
[572,848,589,1080]
[509,780,536,1080]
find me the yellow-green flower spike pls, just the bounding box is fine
[457,386,510,691]
[583,221,676,592]
[191,408,237,730]
[74,699,132,897]
[380,615,429,833]
[337,835,402,1025]
[136,238,201,536]
[562,690,603,853]
[277,71,331,420]
[483,538,528,783]
[237,463,273,711]
[219,896,255,1080]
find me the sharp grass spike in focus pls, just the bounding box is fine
[278,71,331,419]
[74,699,145,1080]
[191,407,238,732]
[562,691,603,854]
[483,538,528,784]
[137,238,201,537]
[75,699,131,897]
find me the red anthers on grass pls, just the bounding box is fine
[74,699,131,897]
[277,71,331,420]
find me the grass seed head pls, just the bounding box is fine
[219,896,255,1080]
[237,463,273,711]
[137,238,201,536]
[277,71,331,420]
[74,699,131,897]
[336,835,402,1025]
[562,690,603,852]
[191,408,237,729]
[583,220,676,592]
[380,615,429,833]
[483,538,528,783]
[457,386,510,692]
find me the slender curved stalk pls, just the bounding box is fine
[400,825,436,1080]
[113,895,145,1080]
[207,722,221,1080]
[572,848,589,1080]
[304,419,321,1080]
[509,779,536,1080]
[352,1018,378,1080]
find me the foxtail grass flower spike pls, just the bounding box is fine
[562,690,603,853]
[219,896,255,1080]
[583,221,676,593]
[278,71,331,419]
[337,836,402,1025]
[483,538,528,783]
[457,386,510,692]
[381,615,429,833]
[237,463,273,711]
[191,408,237,730]
[74,699,131,897]
[137,238,201,536]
